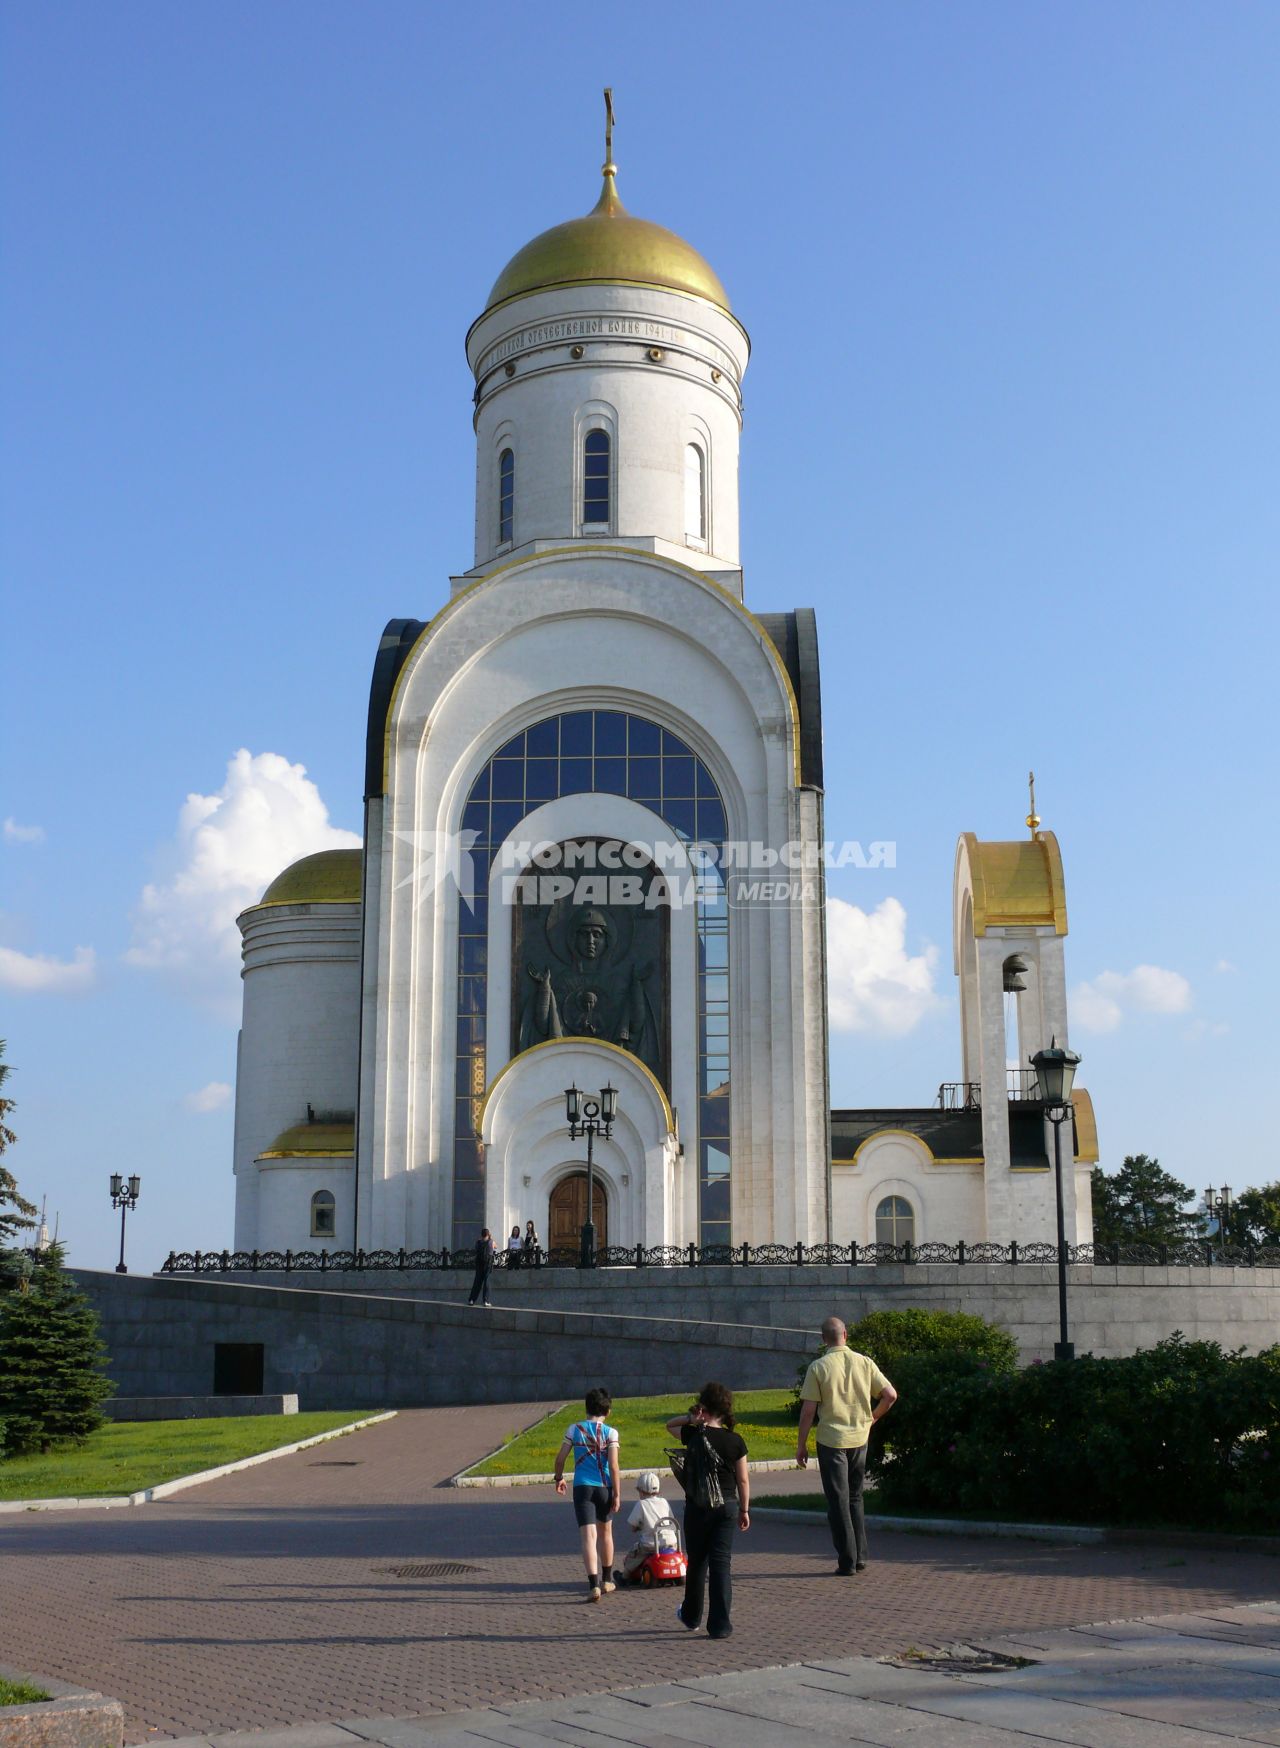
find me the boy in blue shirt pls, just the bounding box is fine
[553,1387,621,1601]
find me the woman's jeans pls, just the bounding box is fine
[679,1501,737,1636]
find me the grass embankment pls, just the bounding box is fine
[0,1412,373,1500]
[0,1678,51,1705]
[471,1390,796,1476]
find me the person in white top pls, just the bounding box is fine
[619,1470,675,1578]
[506,1224,523,1269]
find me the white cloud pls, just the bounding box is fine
[1213,958,1237,975]
[3,818,45,845]
[186,1080,232,1113]
[0,943,96,993]
[1072,963,1193,1033]
[826,896,941,1036]
[126,749,360,1011]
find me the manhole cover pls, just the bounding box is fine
[375,1562,483,1578]
[309,1460,362,1466]
[885,1645,1035,1674]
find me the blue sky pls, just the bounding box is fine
[3,2,1276,1270]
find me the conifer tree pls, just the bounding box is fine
[0,1040,37,1245]
[1090,1153,1200,1246]
[0,1243,114,1456]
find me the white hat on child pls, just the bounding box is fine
[636,1470,661,1495]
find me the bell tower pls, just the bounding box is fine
[953,782,1088,1242]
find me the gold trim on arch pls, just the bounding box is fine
[380,546,803,791]
[833,1127,981,1168]
[476,1036,675,1138]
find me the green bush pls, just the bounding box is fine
[789,1308,1018,1418]
[873,1334,1280,1532]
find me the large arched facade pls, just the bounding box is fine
[356,547,828,1252]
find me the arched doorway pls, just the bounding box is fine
[549,1173,607,1253]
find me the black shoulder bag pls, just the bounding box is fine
[666,1426,727,1511]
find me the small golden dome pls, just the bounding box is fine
[484,173,731,315]
[257,848,362,908]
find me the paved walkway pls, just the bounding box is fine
[161,1601,1280,1746]
[1,1408,1277,1743]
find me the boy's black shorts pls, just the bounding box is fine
[573,1484,613,1524]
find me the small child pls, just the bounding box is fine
[619,1469,676,1579]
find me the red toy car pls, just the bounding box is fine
[629,1516,688,1586]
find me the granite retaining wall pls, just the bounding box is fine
[73,1265,1280,1411]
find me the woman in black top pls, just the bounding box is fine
[666,1381,750,1639]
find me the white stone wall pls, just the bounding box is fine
[232,903,361,1250]
[249,1159,355,1254]
[466,283,749,574]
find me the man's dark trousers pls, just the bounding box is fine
[817,1442,869,1571]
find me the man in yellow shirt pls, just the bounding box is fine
[796,1316,897,1575]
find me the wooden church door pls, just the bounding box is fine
[548,1173,607,1252]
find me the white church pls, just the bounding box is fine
[230,113,1097,1260]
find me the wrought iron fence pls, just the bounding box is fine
[159,1239,1280,1275]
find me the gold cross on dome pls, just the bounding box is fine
[1026,770,1041,838]
[603,87,616,173]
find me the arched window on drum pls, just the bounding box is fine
[684,443,706,545]
[498,447,514,546]
[874,1195,914,1247]
[310,1189,336,1240]
[582,429,611,525]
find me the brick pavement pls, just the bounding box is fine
[2,1406,1277,1744]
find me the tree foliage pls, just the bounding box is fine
[1228,1182,1280,1248]
[0,1041,37,1244]
[1090,1153,1200,1246]
[0,1243,114,1456]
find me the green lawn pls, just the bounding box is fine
[0,1678,50,1706]
[0,1412,375,1500]
[470,1391,797,1476]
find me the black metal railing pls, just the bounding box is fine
[934,1074,1045,1109]
[936,1081,982,1111]
[158,1239,1280,1275]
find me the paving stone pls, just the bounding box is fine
[3,1404,1279,1745]
[682,1682,1052,1746]
[210,1730,364,1748]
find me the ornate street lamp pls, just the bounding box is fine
[1030,1039,1081,1361]
[1206,1184,1233,1243]
[109,1173,142,1274]
[565,1083,617,1268]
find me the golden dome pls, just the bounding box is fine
[257,848,362,908]
[484,172,731,315]
[258,1120,355,1158]
[957,832,1068,937]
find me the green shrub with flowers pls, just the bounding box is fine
[870,1334,1280,1532]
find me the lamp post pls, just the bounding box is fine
[1206,1184,1233,1244]
[565,1082,617,1268]
[1029,1039,1081,1362]
[109,1173,141,1274]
